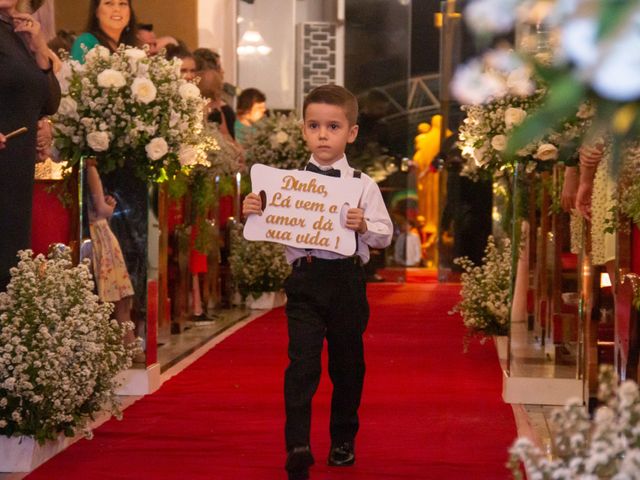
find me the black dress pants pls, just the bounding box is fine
[283,256,369,450]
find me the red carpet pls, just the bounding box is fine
[376,267,439,283]
[28,283,515,479]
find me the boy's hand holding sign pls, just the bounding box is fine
[243,164,364,256]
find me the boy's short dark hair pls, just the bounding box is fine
[303,84,358,126]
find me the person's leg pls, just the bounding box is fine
[284,295,325,449]
[191,274,203,316]
[114,296,135,345]
[283,265,326,479]
[326,262,369,462]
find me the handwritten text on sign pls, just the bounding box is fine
[243,164,363,256]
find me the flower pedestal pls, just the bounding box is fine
[0,434,70,472]
[245,291,287,309]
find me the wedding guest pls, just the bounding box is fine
[243,85,393,480]
[156,34,178,52]
[70,0,138,62]
[234,88,266,146]
[194,48,236,139]
[136,22,157,55]
[48,29,76,54]
[70,0,147,344]
[165,43,196,81]
[0,0,60,290]
[394,221,422,267]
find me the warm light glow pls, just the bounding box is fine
[237,23,272,57]
[600,272,612,288]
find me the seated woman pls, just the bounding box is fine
[234,88,266,146]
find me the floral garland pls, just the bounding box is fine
[455,50,592,181]
[0,247,137,443]
[228,224,291,299]
[459,0,640,172]
[509,365,640,478]
[243,112,310,170]
[53,45,207,183]
[450,235,511,343]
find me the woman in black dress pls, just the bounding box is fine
[0,0,60,290]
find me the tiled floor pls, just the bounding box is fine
[157,308,251,372]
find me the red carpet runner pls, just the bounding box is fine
[28,282,516,479]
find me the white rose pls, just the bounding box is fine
[179,82,200,100]
[131,77,157,104]
[145,137,169,161]
[275,131,289,144]
[86,131,110,152]
[178,145,198,166]
[55,61,79,95]
[97,69,126,89]
[58,97,78,118]
[504,107,527,128]
[84,45,110,63]
[490,134,507,152]
[124,47,147,61]
[534,143,559,161]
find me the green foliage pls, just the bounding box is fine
[228,224,291,299]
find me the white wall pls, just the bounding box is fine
[198,0,238,86]
[237,0,295,110]
[198,0,340,110]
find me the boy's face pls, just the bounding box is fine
[303,103,358,166]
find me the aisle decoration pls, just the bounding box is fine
[460,0,640,170]
[52,45,207,182]
[168,124,244,251]
[243,112,310,170]
[450,236,511,345]
[455,49,592,181]
[228,224,291,303]
[0,247,137,444]
[509,365,640,478]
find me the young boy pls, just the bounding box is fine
[243,84,392,480]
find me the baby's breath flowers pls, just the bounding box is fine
[509,365,640,479]
[243,112,310,171]
[0,247,137,444]
[228,224,291,300]
[455,49,592,180]
[52,45,207,183]
[450,236,511,344]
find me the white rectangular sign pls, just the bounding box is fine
[243,164,364,256]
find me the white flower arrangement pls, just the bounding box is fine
[0,247,137,444]
[450,236,511,342]
[52,45,207,183]
[509,365,640,479]
[455,50,592,180]
[228,224,291,300]
[243,112,310,170]
[459,1,640,173]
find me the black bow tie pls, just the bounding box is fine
[306,163,341,177]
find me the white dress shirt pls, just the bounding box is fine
[285,155,393,264]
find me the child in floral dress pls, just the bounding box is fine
[86,158,136,346]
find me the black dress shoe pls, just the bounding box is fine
[286,446,314,480]
[327,441,355,466]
